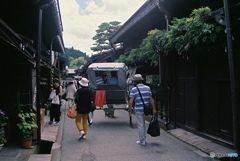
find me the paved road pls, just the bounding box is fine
[58,106,216,161]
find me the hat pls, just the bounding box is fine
[133,74,144,81]
[79,78,89,87]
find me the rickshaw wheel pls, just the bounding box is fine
[88,112,93,125]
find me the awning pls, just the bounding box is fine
[0,0,65,54]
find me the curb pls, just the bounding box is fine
[28,103,66,161]
[50,106,66,161]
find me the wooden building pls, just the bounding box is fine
[0,0,66,145]
[109,0,240,151]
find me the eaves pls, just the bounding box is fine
[109,0,165,44]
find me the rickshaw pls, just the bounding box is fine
[87,62,132,125]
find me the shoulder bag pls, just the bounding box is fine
[88,88,96,112]
[136,86,153,115]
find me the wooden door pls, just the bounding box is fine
[173,56,198,130]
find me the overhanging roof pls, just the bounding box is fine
[109,0,233,45]
[109,0,166,45]
[0,0,65,54]
[0,18,36,64]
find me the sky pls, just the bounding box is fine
[59,0,147,56]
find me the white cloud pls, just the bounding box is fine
[59,0,147,56]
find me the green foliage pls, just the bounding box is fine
[17,110,38,139]
[0,109,8,144]
[44,103,51,110]
[116,7,225,67]
[91,21,122,53]
[116,29,160,67]
[0,136,7,145]
[148,75,160,99]
[69,57,87,68]
[0,109,8,127]
[50,68,54,89]
[162,7,224,56]
[65,47,89,67]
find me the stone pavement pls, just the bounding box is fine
[0,143,37,161]
[0,101,236,161]
[58,106,237,161]
[168,128,235,156]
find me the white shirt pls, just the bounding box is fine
[66,84,77,99]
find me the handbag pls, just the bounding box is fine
[62,93,67,100]
[49,90,56,100]
[90,102,96,112]
[51,95,60,104]
[67,107,77,119]
[136,86,153,115]
[89,89,96,112]
[147,114,160,137]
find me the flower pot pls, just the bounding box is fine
[21,137,32,149]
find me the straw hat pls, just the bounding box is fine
[79,78,89,87]
[133,74,144,81]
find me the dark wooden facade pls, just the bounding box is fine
[0,0,66,144]
[168,51,235,142]
[109,0,240,150]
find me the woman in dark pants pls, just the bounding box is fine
[48,79,63,126]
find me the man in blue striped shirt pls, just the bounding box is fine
[95,72,104,85]
[128,74,157,146]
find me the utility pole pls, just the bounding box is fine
[36,0,53,146]
[223,0,240,158]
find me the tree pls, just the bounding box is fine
[64,47,89,67]
[69,57,86,68]
[91,21,122,53]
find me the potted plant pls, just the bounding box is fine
[17,109,38,148]
[44,103,51,116]
[0,109,8,151]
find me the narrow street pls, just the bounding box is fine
[1,2,239,161]
[56,104,216,161]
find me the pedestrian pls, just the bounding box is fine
[95,72,104,85]
[72,76,78,89]
[65,79,77,108]
[102,73,108,84]
[107,71,118,85]
[48,78,63,126]
[128,74,157,146]
[75,78,93,140]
